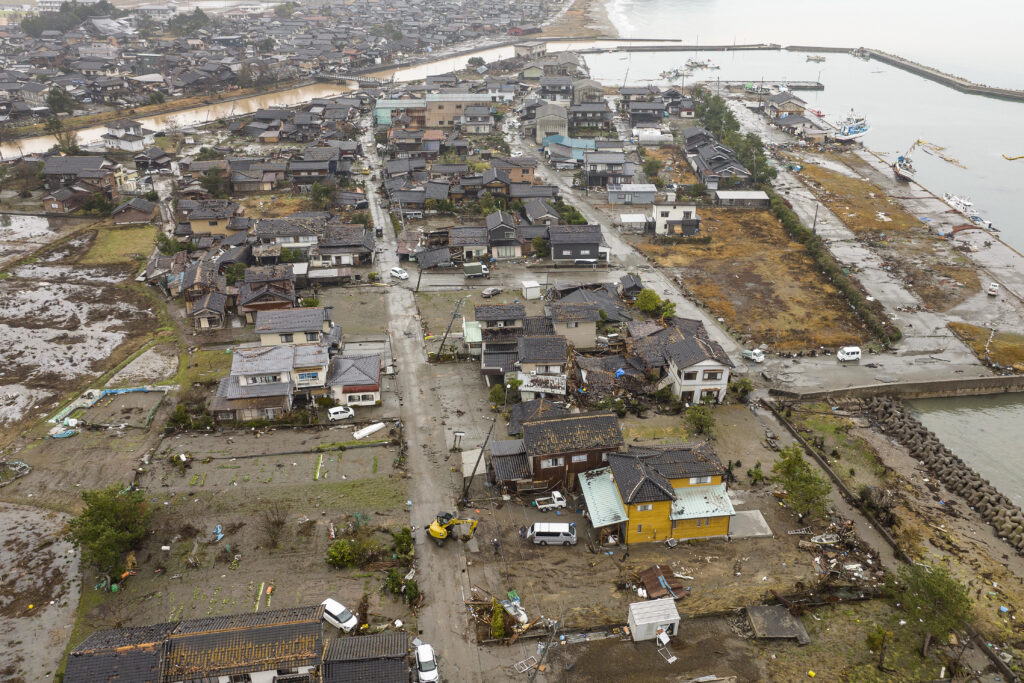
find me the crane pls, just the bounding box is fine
[427,512,478,546]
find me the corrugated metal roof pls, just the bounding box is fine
[628,597,680,624]
[579,467,628,529]
[669,483,735,521]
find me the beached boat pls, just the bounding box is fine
[943,193,994,229]
[834,112,871,142]
[806,55,826,63]
[893,142,917,182]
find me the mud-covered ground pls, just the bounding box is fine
[0,503,80,683]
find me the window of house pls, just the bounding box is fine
[637,504,653,512]
[565,321,579,328]
[571,454,587,463]
[306,332,319,342]
[540,457,565,469]
[689,476,712,485]
[636,523,643,533]
[561,249,571,256]
[683,371,698,381]
[601,452,608,462]
[252,374,280,384]
[660,211,669,218]
[361,394,374,401]
[280,333,294,343]
[703,370,722,381]
[704,517,711,526]
[208,220,218,226]
[580,249,590,255]
[298,372,319,381]
[696,517,702,527]
[671,519,678,530]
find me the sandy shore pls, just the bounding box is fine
[542,0,617,38]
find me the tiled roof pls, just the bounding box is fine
[475,303,525,322]
[517,335,567,363]
[607,452,676,504]
[508,398,569,436]
[491,452,531,481]
[327,354,380,388]
[322,658,409,683]
[522,316,554,336]
[522,412,623,457]
[548,301,602,324]
[626,443,725,479]
[255,307,328,334]
[322,631,408,662]
[490,439,526,456]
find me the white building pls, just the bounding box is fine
[628,598,680,642]
[652,202,701,237]
[102,118,155,152]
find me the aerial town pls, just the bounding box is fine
[2,0,1024,681]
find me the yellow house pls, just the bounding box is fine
[601,445,735,545]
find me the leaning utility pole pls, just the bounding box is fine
[528,618,561,683]
[435,295,466,362]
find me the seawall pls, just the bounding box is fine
[769,375,1024,401]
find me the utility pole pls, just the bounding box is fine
[528,618,561,683]
[812,203,820,234]
[461,415,498,505]
[435,295,466,362]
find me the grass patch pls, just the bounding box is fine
[797,157,922,234]
[238,194,311,218]
[790,403,888,489]
[79,224,157,265]
[165,348,234,387]
[949,322,1024,370]
[182,477,408,516]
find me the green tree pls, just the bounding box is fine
[635,289,675,319]
[224,263,247,285]
[468,56,485,67]
[257,37,275,52]
[730,377,754,402]
[273,1,296,18]
[148,91,166,105]
[67,486,152,573]
[889,563,971,655]
[685,404,716,436]
[44,116,79,154]
[488,383,506,406]
[82,192,113,215]
[46,86,75,114]
[199,167,229,198]
[194,146,224,161]
[531,236,549,258]
[490,599,506,639]
[167,8,211,36]
[144,190,159,202]
[156,232,195,256]
[280,247,304,263]
[310,181,334,210]
[642,158,663,178]
[772,445,831,519]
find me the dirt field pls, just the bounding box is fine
[78,390,168,428]
[0,227,161,444]
[107,344,179,387]
[0,214,76,269]
[642,145,698,185]
[65,427,414,640]
[949,321,1024,370]
[318,287,392,338]
[637,208,868,351]
[0,503,81,683]
[795,153,981,310]
[238,194,313,219]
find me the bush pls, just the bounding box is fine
[67,486,152,573]
[634,289,675,320]
[315,396,336,408]
[490,599,506,639]
[729,378,754,402]
[383,568,404,595]
[488,384,506,406]
[405,579,420,606]
[772,445,831,519]
[747,461,765,485]
[391,526,414,565]
[325,536,385,569]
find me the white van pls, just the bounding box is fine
[837,346,862,362]
[527,522,577,546]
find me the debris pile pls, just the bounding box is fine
[864,396,1024,554]
[797,517,884,585]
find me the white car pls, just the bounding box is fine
[837,346,862,362]
[327,406,355,421]
[390,266,409,280]
[321,598,358,632]
[415,643,439,683]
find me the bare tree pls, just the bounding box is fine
[258,502,289,549]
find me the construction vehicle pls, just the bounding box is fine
[427,512,478,546]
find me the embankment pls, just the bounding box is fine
[770,375,1024,401]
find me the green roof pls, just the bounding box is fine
[579,467,628,529]
[462,320,482,344]
[669,483,735,521]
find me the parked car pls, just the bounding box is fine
[327,406,355,421]
[481,286,503,298]
[988,282,1000,296]
[390,266,409,280]
[837,346,862,362]
[534,490,567,512]
[321,598,358,632]
[415,643,440,683]
[527,522,577,546]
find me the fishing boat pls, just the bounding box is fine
[685,58,708,69]
[806,55,826,63]
[943,193,994,229]
[893,142,917,182]
[834,112,871,142]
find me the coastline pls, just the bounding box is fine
[541,0,617,39]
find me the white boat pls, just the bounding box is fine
[807,55,826,63]
[834,112,870,142]
[892,141,917,182]
[943,193,994,229]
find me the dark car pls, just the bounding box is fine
[481,287,503,298]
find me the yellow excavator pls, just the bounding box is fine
[427,511,478,546]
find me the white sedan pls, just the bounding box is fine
[390,266,409,280]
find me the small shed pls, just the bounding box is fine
[714,190,770,208]
[521,280,542,300]
[627,598,680,642]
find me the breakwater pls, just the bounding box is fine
[864,396,1024,555]
[770,375,1024,401]
[858,48,1024,102]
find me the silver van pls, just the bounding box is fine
[527,522,577,546]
